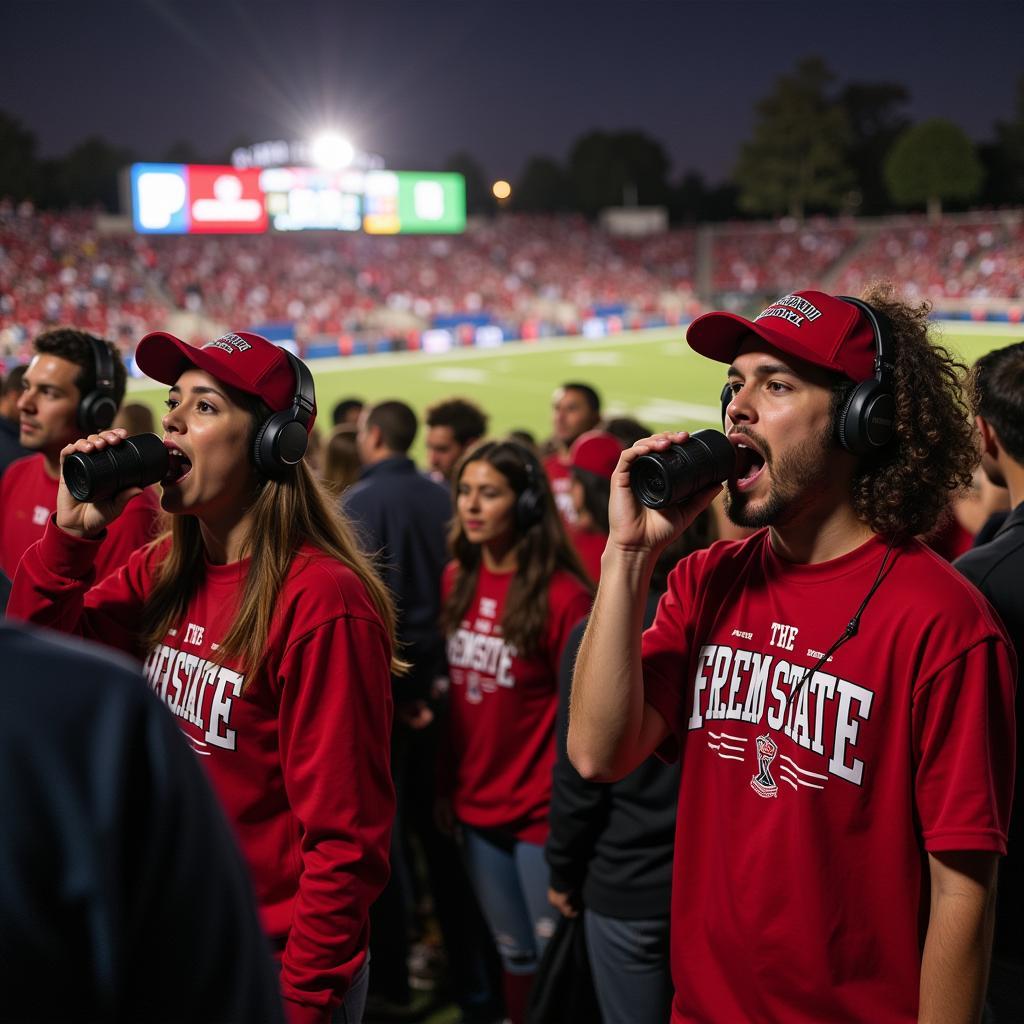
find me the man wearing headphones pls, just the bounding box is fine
[569,287,1016,1023]
[0,329,160,582]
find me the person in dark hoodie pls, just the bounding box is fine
[546,511,715,1024]
[0,617,285,1024]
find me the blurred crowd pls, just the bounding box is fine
[4,202,1024,362]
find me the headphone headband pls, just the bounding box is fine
[78,335,118,433]
[285,350,316,426]
[837,296,895,388]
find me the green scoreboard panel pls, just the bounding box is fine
[363,171,466,234]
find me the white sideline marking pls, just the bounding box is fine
[128,327,688,392]
[429,367,490,383]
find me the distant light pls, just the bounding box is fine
[310,132,355,171]
[492,180,512,201]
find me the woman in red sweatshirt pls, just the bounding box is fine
[8,330,396,1024]
[439,440,593,1023]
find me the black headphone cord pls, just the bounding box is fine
[785,535,899,710]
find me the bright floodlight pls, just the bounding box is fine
[492,180,512,201]
[311,132,355,171]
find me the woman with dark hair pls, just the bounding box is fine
[8,330,397,1024]
[439,440,593,1024]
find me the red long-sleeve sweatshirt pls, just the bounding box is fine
[8,519,395,1024]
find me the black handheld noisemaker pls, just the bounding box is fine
[629,429,735,509]
[63,433,169,503]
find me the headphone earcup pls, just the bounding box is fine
[516,487,544,531]
[838,380,895,455]
[720,383,732,427]
[254,412,309,477]
[78,393,117,434]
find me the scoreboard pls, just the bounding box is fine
[129,163,466,235]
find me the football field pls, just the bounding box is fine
[128,321,1023,463]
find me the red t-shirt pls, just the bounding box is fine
[8,521,395,1024]
[0,452,161,581]
[641,530,1016,1024]
[542,452,577,526]
[442,562,592,843]
[926,513,975,562]
[569,525,607,584]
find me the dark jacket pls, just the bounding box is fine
[954,501,1024,959]
[546,597,679,920]
[0,620,284,1023]
[0,416,28,477]
[344,456,452,699]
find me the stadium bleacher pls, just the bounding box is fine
[2,202,1023,364]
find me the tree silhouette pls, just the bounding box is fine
[514,156,571,212]
[0,111,38,201]
[568,131,670,216]
[734,57,853,220]
[885,119,983,219]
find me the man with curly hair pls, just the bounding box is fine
[569,287,1015,1024]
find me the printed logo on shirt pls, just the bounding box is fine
[551,481,578,524]
[688,643,874,794]
[142,642,244,753]
[32,505,49,526]
[447,625,516,697]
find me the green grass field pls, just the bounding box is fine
[127,321,1024,464]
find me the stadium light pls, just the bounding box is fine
[492,180,512,201]
[310,132,355,171]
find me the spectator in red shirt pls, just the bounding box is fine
[7,329,398,1024]
[439,440,593,1024]
[543,382,601,525]
[570,287,1014,1024]
[0,329,159,581]
[566,429,624,583]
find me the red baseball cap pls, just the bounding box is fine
[686,290,876,382]
[570,430,624,480]
[135,330,316,432]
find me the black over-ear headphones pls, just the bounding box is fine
[719,296,896,457]
[833,296,896,456]
[78,336,118,434]
[512,444,546,531]
[253,351,316,478]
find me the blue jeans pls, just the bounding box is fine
[275,953,369,1023]
[461,825,557,975]
[331,956,370,1023]
[584,910,672,1024]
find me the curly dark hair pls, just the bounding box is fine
[835,283,977,539]
[425,396,489,445]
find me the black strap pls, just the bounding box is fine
[785,537,898,709]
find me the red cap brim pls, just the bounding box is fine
[686,310,850,376]
[136,331,265,399]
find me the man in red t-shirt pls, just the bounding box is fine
[570,288,1016,1024]
[543,382,601,525]
[0,329,159,583]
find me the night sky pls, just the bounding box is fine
[5,0,1022,183]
